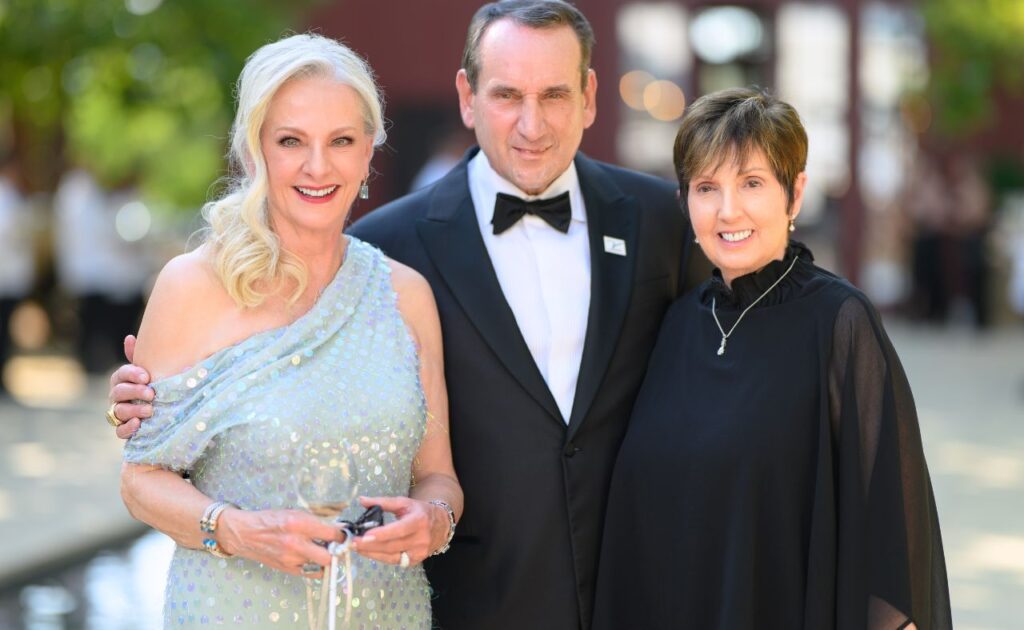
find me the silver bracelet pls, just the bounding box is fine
[428,499,456,556]
[199,500,235,558]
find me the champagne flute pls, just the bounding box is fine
[296,440,358,521]
[295,440,358,630]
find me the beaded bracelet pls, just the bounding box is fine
[428,500,456,556]
[199,500,235,558]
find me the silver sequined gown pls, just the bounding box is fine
[124,238,432,628]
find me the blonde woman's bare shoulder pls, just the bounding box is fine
[134,247,234,381]
[146,247,226,313]
[153,245,219,288]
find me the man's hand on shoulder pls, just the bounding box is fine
[109,248,217,440]
[110,334,154,439]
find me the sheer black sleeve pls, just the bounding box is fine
[827,295,952,630]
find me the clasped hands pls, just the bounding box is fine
[203,495,449,578]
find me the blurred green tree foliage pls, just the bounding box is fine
[0,0,318,208]
[922,0,1024,136]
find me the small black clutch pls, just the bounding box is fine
[338,505,384,537]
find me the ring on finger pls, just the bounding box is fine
[399,551,410,569]
[300,562,322,576]
[105,403,124,428]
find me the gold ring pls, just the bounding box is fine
[300,562,322,575]
[105,403,124,427]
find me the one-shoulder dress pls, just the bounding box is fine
[124,237,432,628]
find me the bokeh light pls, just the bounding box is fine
[10,302,50,351]
[125,0,163,18]
[115,201,152,242]
[619,70,654,111]
[690,6,764,64]
[642,80,687,121]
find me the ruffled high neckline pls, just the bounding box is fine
[701,241,815,309]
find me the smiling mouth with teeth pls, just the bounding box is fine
[295,185,338,198]
[720,229,753,242]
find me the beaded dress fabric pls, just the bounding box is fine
[124,237,431,628]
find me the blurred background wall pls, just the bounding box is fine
[0,1,1022,628]
[309,0,1024,324]
[1,0,1022,389]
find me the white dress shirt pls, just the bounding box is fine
[468,152,591,423]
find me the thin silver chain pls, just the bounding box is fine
[711,256,800,356]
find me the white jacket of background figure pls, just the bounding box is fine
[0,177,34,297]
[1010,234,1024,316]
[53,170,150,300]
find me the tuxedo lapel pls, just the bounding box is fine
[416,157,563,425]
[567,155,639,439]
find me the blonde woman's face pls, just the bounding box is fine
[261,77,373,235]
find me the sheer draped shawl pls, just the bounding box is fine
[809,293,951,629]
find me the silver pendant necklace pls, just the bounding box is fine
[711,256,799,356]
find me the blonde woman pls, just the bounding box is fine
[119,34,461,627]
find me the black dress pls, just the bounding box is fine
[593,243,951,630]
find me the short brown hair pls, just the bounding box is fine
[461,0,595,92]
[673,87,808,215]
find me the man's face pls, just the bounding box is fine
[456,20,597,195]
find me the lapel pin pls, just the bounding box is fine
[603,236,627,256]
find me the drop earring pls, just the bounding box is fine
[358,180,369,200]
[788,218,795,233]
[694,236,699,244]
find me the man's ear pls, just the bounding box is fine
[456,69,476,130]
[582,69,597,129]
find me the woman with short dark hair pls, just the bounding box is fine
[594,87,950,629]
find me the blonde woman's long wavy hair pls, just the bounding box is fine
[201,33,386,308]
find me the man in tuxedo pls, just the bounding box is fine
[108,1,702,627]
[350,3,701,628]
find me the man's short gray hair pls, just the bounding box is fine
[461,0,595,92]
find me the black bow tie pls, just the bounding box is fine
[491,191,572,235]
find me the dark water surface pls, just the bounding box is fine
[0,532,172,629]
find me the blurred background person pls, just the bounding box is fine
[1010,216,1024,319]
[948,154,993,329]
[902,152,952,325]
[53,168,150,374]
[902,152,994,329]
[0,153,34,397]
[408,123,474,192]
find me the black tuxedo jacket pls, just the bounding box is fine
[349,148,699,629]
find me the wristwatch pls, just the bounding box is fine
[428,499,456,556]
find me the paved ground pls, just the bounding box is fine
[0,369,147,592]
[889,322,1024,630]
[0,320,1021,628]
